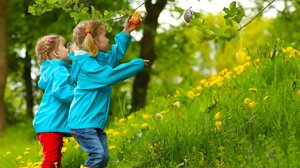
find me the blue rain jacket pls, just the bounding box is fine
[33,60,74,134]
[68,31,144,129]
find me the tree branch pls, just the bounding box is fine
[238,0,276,31]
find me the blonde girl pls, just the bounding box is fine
[68,18,148,168]
[33,35,75,168]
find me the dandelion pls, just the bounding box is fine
[130,123,139,127]
[123,129,128,134]
[173,101,181,107]
[215,121,222,130]
[187,91,195,99]
[215,112,221,119]
[61,147,67,153]
[112,131,120,136]
[142,114,152,119]
[108,145,116,150]
[263,95,269,101]
[141,123,148,128]
[16,155,23,160]
[25,147,31,151]
[255,58,260,63]
[196,86,203,91]
[175,90,180,97]
[106,129,114,134]
[244,98,251,104]
[160,109,170,114]
[155,113,164,120]
[74,144,80,149]
[118,118,126,123]
[200,79,206,84]
[24,151,30,155]
[249,88,257,92]
[127,115,134,120]
[249,102,255,108]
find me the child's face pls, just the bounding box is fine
[56,40,69,61]
[95,32,109,52]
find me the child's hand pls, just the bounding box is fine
[144,59,150,66]
[123,17,141,35]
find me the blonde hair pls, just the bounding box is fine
[71,20,106,56]
[35,35,65,64]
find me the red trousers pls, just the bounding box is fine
[37,133,64,168]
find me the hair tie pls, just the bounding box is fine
[47,37,53,43]
[86,31,91,36]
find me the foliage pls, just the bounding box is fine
[1,44,300,167]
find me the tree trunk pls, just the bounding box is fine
[0,0,9,134]
[24,0,34,119]
[131,0,167,112]
[24,48,34,119]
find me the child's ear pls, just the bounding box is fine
[53,50,59,58]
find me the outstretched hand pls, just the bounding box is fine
[144,60,150,66]
[123,17,141,35]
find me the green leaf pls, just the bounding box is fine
[104,10,109,16]
[47,0,58,4]
[28,6,36,15]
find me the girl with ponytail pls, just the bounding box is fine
[68,18,149,168]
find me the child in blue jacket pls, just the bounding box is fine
[68,18,149,168]
[33,35,75,168]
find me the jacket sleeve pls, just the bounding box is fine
[79,58,144,89]
[51,66,75,103]
[107,31,132,67]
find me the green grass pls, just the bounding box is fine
[0,46,299,167]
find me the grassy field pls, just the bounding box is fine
[0,46,299,167]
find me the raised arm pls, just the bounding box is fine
[78,58,145,90]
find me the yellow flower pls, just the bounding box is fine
[24,151,30,155]
[173,101,181,107]
[155,113,164,120]
[74,144,80,149]
[236,49,248,65]
[61,147,68,153]
[196,86,203,91]
[297,90,300,96]
[123,129,128,134]
[130,123,139,127]
[175,90,181,97]
[215,112,221,119]
[244,98,251,104]
[108,145,116,150]
[142,114,152,119]
[25,147,31,151]
[215,121,222,130]
[141,123,148,128]
[249,88,257,92]
[127,115,134,120]
[112,131,120,136]
[118,118,126,123]
[16,155,22,160]
[160,109,170,114]
[263,95,269,101]
[249,102,255,108]
[106,129,114,134]
[200,79,206,84]
[187,91,195,99]
[5,151,11,155]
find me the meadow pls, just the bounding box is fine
[0,46,299,167]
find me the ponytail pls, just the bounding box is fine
[82,32,98,56]
[71,20,106,57]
